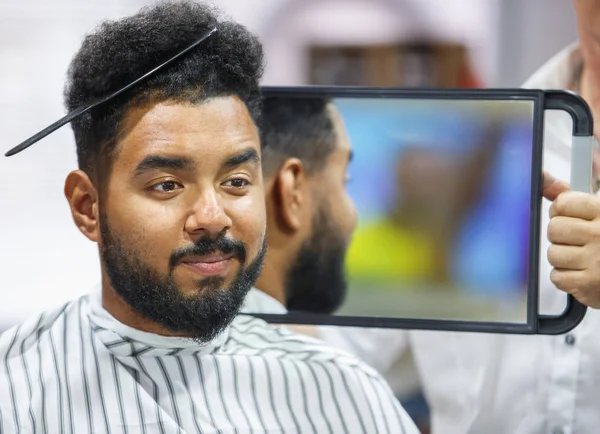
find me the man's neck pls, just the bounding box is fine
[580,69,600,142]
[577,34,600,132]
[251,232,290,306]
[254,270,287,307]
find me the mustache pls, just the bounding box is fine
[170,235,247,268]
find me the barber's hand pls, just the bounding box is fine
[544,171,600,308]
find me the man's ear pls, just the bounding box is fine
[64,170,101,243]
[268,157,311,233]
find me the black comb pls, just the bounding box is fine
[5,27,217,157]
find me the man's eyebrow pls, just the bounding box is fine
[222,148,260,169]
[133,155,195,177]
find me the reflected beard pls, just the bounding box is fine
[285,206,348,314]
[99,219,266,343]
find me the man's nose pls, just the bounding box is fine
[184,189,233,238]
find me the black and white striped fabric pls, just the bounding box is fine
[0,293,418,433]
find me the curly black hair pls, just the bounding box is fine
[64,0,264,185]
[259,96,337,177]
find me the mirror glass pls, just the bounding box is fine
[336,97,535,323]
[258,94,537,323]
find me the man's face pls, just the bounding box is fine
[98,97,266,341]
[285,104,357,314]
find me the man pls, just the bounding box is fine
[243,96,356,316]
[303,1,600,433]
[0,3,419,433]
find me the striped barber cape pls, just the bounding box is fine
[0,292,418,433]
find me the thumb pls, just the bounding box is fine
[542,171,570,201]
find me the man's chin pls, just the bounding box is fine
[173,274,234,298]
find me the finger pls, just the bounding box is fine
[542,171,570,201]
[547,244,586,270]
[550,268,589,293]
[547,216,593,246]
[549,268,598,307]
[549,191,600,220]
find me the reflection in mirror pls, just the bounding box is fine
[327,97,535,323]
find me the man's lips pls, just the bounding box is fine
[180,252,237,276]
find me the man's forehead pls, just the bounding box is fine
[115,97,259,166]
[121,97,253,138]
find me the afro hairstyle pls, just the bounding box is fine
[64,0,265,185]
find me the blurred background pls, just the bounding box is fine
[335,97,533,324]
[0,0,580,432]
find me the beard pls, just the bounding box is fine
[284,205,348,314]
[99,216,266,343]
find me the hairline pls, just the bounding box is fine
[90,91,260,195]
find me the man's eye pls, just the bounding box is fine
[224,178,250,188]
[151,181,182,193]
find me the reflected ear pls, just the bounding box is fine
[269,158,310,232]
[64,170,100,243]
